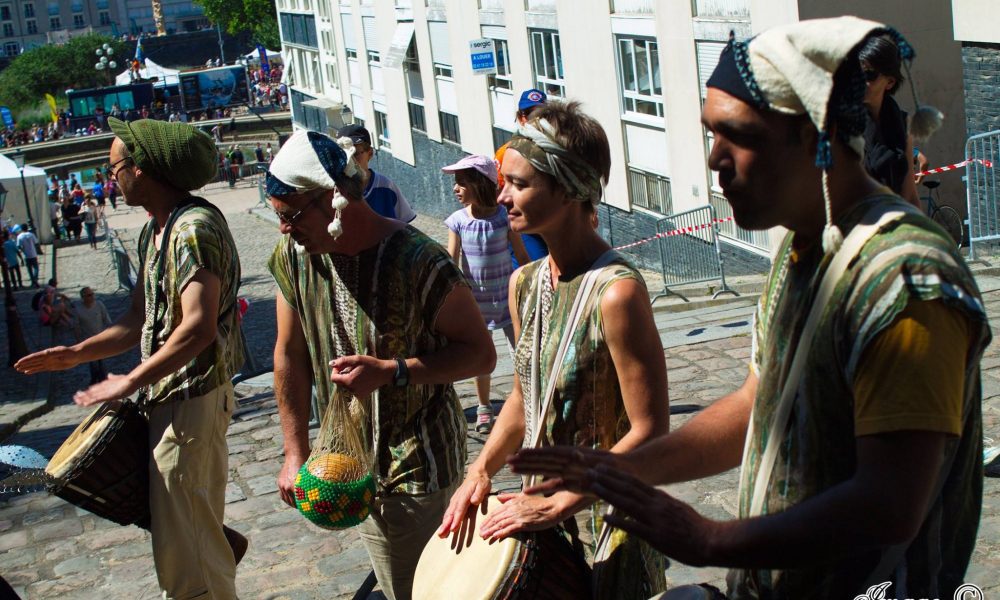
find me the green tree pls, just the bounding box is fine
[0,33,127,114]
[194,0,280,50]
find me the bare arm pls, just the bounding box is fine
[586,430,948,569]
[446,230,461,265]
[15,283,146,374]
[73,269,222,405]
[273,293,315,507]
[508,230,531,266]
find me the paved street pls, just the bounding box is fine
[0,183,997,598]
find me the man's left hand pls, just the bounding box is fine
[329,355,394,397]
[478,492,568,542]
[73,373,139,407]
[584,464,719,567]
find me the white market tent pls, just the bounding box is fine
[0,153,51,243]
[244,49,282,62]
[115,58,180,88]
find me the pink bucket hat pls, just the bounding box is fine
[441,154,499,184]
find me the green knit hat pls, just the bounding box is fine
[109,117,218,191]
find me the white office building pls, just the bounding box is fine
[276,0,964,259]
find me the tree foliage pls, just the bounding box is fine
[194,0,280,50]
[0,33,128,113]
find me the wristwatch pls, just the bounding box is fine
[392,358,409,387]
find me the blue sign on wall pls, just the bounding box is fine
[0,106,14,129]
[469,38,496,75]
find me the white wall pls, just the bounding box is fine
[952,0,1000,43]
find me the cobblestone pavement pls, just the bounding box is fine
[0,185,997,598]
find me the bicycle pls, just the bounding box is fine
[921,179,963,247]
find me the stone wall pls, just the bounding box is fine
[962,42,1000,137]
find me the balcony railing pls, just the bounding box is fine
[709,191,771,254]
[628,167,672,215]
[692,0,750,19]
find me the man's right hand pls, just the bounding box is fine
[437,470,492,538]
[277,454,307,507]
[14,346,82,374]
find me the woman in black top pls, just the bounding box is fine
[860,36,919,206]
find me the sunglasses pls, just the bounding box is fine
[108,155,134,180]
[272,193,325,226]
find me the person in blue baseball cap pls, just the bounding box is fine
[496,89,549,267]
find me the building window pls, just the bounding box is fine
[367,50,380,64]
[487,38,512,91]
[529,29,565,97]
[346,48,357,59]
[279,12,318,48]
[26,19,37,34]
[73,13,85,28]
[404,40,423,100]
[325,62,338,88]
[439,111,460,144]
[0,6,10,21]
[374,110,390,150]
[408,102,426,133]
[616,37,662,118]
[3,41,18,56]
[23,3,34,18]
[492,126,512,149]
[49,15,59,29]
[433,64,452,78]
[2,23,13,37]
[99,11,110,25]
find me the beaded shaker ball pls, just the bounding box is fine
[294,453,375,530]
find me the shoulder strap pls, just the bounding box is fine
[745,202,919,517]
[526,250,621,462]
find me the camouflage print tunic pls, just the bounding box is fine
[138,203,243,405]
[729,195,991,599]
[268,226,467,495]
[513,256,668,600]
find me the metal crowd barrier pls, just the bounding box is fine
[965,129,1000,260]
[651,204,738,304]
[105,229,137,293]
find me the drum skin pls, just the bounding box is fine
[45,402,150,527]
[413,496,593,600]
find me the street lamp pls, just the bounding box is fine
[0,181,29,366]
[11,150,34,234]
[340,105,353,127]
[94,43,117,86]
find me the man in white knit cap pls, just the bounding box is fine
[265,130,496,600]
[510,16,989,600]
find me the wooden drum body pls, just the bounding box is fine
[413,496,592,600]
[45,401,150,527]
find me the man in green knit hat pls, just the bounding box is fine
[17,118,246,599]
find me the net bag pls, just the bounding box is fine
[295,379,376,530]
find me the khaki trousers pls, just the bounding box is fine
[148,384,236,600]
[356,481,459,600]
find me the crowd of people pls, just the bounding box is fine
[8,17,991,600]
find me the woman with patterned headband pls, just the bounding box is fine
[437,100,670,599]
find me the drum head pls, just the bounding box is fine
[45,403,122,480]
[412,496,520,600]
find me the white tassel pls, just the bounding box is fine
[327,217,343,239]
[336,136,359,178]
[820,169,843,254]
[294,242,307,254]
[331,193,349,211]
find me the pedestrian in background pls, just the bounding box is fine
[82,196,99,249]
[74,287,112,383]
[2,230,23,289]
[442,154,529,433]
[16,225,40,288]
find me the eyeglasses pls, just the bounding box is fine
[108,155,133,180]
[863,69,881,83]
[272,194,324,226]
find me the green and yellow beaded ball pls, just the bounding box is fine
[294,453,375,530]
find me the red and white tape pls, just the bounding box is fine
[614,217,734,251]
[915,158,994,177]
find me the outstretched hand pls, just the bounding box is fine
[14,346,81,375]
[73,374,138,407]
[583,464,720,567]
[508,446,629,496]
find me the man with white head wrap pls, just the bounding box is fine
[509,16,989,600]
[265,130,497,600]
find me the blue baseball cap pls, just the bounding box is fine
[518,88,547,112]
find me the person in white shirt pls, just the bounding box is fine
[16,226,40,288]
